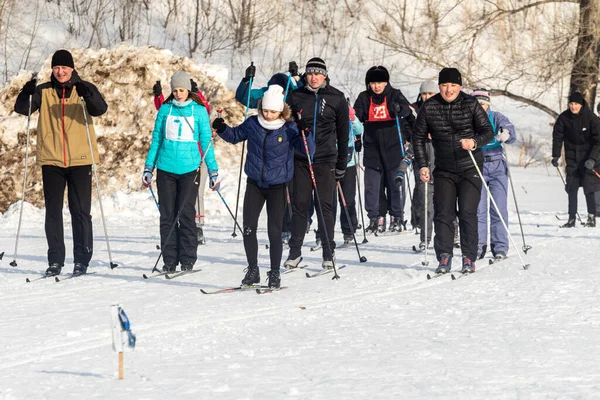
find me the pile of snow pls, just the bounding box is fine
[0,44,247,213]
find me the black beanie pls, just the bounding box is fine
[438,67,462,85]
[268,73,288,88]
[365,66,390,86]
[568,92,584,106]
[305,57,327,76]
[52,49,74,68]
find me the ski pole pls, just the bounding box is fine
[422,181,429,266]
[149,185,159,211]
[232,63,254,237]
[468,150,529,270]
[555,165,583,224]
[9,89,34,267]
[301,101,340,280]
[503,145,531,253]
[215,188,243,233]
[353,152,368,244]
[81,97,118,269]
[150,137,215,273]
[337,181,367,263]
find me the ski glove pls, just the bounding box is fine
[354,134,362,153]
[243,64,256,83]
[296,118,310,133]
[334,168,345,181]
[142,167,153,188]
[212,118,227,134]
[394,171,405,186]
[497,128,510,143]
[190,79,198,93]
[153,81,162,96]
[551,157,559,168]
[288,61,299,77]
[584,159,595,170]
[208,170,220,191]
[74,81,90,98]
[22,78,37,96]
[391,102,410,118]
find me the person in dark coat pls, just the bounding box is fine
[353,66,416,233]
[283,57,349,270]
[412,68,494,274]
[14,49,107,277]
[213,85,315,288]
[551,92,600,227]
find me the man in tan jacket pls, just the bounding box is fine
[14,49,107,277]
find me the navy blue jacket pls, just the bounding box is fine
[219,116,315,188]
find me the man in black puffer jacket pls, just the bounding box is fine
[551,92,600,228]
[412,68,494,274]
[283,57,349,270]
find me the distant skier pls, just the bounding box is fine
[142,71,219,272]
[353,66,415,234]
[551,92,600,228]
[235,61,302,108]
[471,89,517,261]
[153,78,211,245]
[212,85,315,288]
[412,68,494,274]
[14,49,107,277]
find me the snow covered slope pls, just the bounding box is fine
[0,166,599,399]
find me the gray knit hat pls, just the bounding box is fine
[170,71,192,92]
[419,80,438,94]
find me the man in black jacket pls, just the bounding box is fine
[412,68,494,274]
[283,57,349,269]
[551,92,600,228]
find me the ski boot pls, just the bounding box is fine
[45,263,62,277]
[377,216,386,233]
[322,253,336,269]
[343,234,353,245]
[418,241,426,252]
[435,254,452,274]
[389,216,402,232]
[461,256,476,274]
[283,256,302,270]
[162,263,177,273]
[561,218,576,228]
[242,265,260,286]
[72,263,87,276]
[267,269,281,289]
[491,253,507,263]
[197,226,205,245]
[584,214,596,227]
[366,218,378,234]
[181,262,194,271]
[281,231,291,244]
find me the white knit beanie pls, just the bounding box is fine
[170,71,192,92]
[261,85,285,112]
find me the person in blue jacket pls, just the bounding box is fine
[471,89,517,262]
[235,62,302,108]
[212,84,315,289]
[142,71,219,272]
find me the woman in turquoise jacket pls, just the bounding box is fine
[142,71,219,272]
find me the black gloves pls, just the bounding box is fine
[22,78,37,96]
[551,157,559,168]
[335,168,345,181]
[296,118,310,133]
[190,79,198,93]
[74,81,90,98]
[153,81,162,96]
[584,159,595,170]
[391,102,410,118]
[212,118,227,134]
[243,63,256,83]
[354,134,362,153]
[289,61,299,77]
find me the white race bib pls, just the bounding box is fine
[165,106,195,142]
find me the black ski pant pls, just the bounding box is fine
[433,168,482,262]
[243,179,286,270]
[336,165,358,235]
[365,166,404,220]
[566,175,596,218]
[157,169,198,267]
[42,165,93,267]
[289,160,336,260]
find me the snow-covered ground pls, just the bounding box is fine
[1,166,599,399]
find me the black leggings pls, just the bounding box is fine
[243,179,286,270]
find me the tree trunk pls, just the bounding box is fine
[569,0,600,110]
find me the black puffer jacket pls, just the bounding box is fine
[288,83,349,171]
[353,85,415,170]
[413,91,494,173]
[552,103,600,192]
